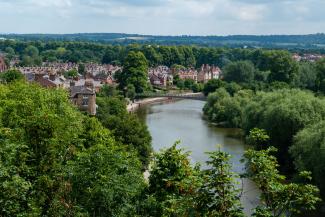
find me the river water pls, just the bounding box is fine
[136,99,259,216]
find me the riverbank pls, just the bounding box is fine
[127,92,205,112]
[127,97,171,112]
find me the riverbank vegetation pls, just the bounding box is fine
[0,75,321,216]
[203,87,325,217]
[201,49,325,213]
[204,87,325,194]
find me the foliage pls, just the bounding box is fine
[222,60,256,84]
[242,89,325,172]
[78,63,86,76]
[290,120,325,198]
[102,47,119,64]
[197,149,244,217]
[224,82,242,96]
[203,79,224,96]
[0,69,24,83]
[64,69,78,78]
[67,143,145,217]
[243,147,321,217]
[116,51,149,93]
[203,88,253,128]
[192,82,204,93]
[148,142,202,216]
[0,81,147,216]
[315,58,325,93]
[0,81,85,215]
[256,50,299,83]
[21,45,42,66]
[246,128,270,150]
[126,84,136,100]
[293,62,317,90]
[98,84,120,97]
[96,97,152,168]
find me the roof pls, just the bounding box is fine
[70,85,95,98]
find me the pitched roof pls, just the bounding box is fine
[70,86,95,98]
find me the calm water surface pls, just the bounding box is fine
[136,99,259,215]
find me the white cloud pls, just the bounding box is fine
[0,0,324,35]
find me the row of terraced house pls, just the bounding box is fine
[0,55,222,114]
[11,61,121,116]
[148,64,222,87]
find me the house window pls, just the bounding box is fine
[82,95,89,106]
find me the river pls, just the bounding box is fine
[136,99,259,216]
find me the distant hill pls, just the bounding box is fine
[1,33,325,48]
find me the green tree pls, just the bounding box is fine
[67,143,145,217]
[96,97,152,168]
[293,62,317,90]
[143,46,163,67]
[315,58,325,93]
[192,83,204,93]
[290,120,325,198]
[98,84,120,97]
[117,51,149,93]
[222,60,256,84]
[246,128,270,150]
[243,147,321,217]
[0,81,85,215]
[260,50,298,83]
[102,48,117,64]
[242,89,325,173]
[78,63,86,76]
[21,45,42,66]
[5,47,15,60]
[198,149,244,217]
[126,84,136,100]
[183,78,196,90]
[65,69,78,78]
[0,69,24,83]
[148,143,201,216]
[203,79,224,96]
[203,88,253,128]
[224,82,242,96]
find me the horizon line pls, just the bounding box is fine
[1,32,325,37]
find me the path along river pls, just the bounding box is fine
[136,99,259,216]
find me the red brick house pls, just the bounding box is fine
[70,80,97,115]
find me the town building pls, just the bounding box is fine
[148,66,173,86]
[0,56,7,72]
[70,79,97,115]
[197,64,221,83]
[292,53,325,62]
[174,68,198,82]
[34,72,65,88]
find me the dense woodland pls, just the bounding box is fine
[2,33,325,49]
[1,39,325,216]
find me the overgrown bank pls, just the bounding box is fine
[203,87,325,210]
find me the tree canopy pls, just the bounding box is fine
[116,51,150,94]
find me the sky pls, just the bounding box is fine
[0,0,324,35]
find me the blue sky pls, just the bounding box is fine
[0,0,324,35]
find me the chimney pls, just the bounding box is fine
[85,79,94,90]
